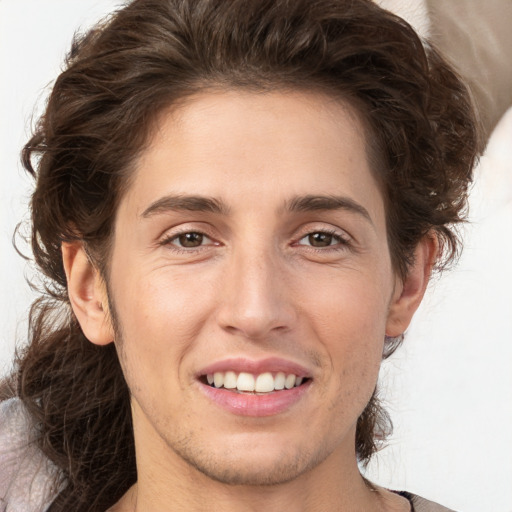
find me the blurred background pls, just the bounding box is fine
[1,1,511,510]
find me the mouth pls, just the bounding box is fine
[197,358,313,416]
[200,371,310,394]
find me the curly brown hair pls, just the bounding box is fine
[5,0,480,510]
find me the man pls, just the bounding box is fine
[1,1,482,510]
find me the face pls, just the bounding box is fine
[105,90,401,485]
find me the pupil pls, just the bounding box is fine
[179,232,203,247]
[309,233,332,247]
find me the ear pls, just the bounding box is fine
[386,234,438,337]
[62,242,114,345]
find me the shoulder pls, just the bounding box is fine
[395,491,456,512]
[0,398,61,512]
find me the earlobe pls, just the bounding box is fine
[386,234,438,337]
[62,242,114,346]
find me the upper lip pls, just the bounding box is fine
[198,357,312,379]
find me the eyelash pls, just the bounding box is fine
[158,228,352,254]
[158,230,217,254]
[295,229,351,251]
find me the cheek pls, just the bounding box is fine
[303,276,388,396]
[114,259,210,331]
[109,267,212,388]
[306,274,390,343]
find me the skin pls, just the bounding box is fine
[63,90,435,511]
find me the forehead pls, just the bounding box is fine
[120,89,384,224]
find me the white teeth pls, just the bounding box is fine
[237,372,255,392]
[255,372,275,393]
[223,371,237,389]
[205,370,306,392]
[284,374,296,389]
[213,372,224,388]
[274,372,286,390]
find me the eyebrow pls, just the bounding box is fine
[141,195,230,218]
[141,193,372,224]
[285,194,373,224]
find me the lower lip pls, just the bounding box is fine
[198,381,311,417]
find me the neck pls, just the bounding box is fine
[124,466,381,512]
[117,433,385,511]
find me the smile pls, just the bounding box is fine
[205,371,307,393]
[197,358,313,416]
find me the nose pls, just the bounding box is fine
[216,248,296,340]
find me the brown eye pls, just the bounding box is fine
[176,232,205,247]
[306,232,335,247]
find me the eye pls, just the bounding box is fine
[167,231,213,249]
[297,231,347,248]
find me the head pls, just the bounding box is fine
[17,0,479,509]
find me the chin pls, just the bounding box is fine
[183,455,316,487]
[171,435,329,487]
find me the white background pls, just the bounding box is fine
[1,1,511,511]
